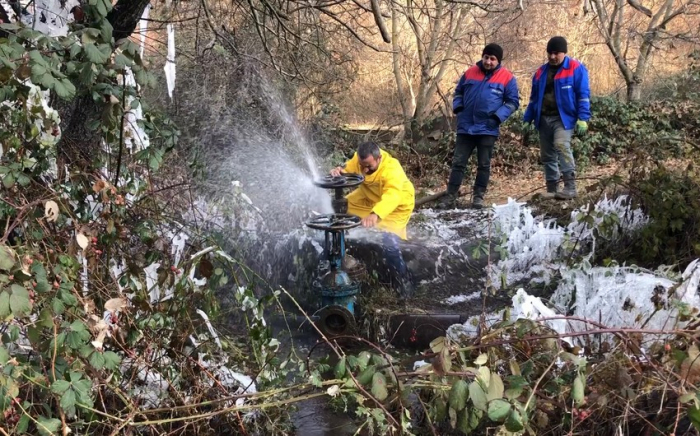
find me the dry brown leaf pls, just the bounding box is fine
[92,179,107,193]
[44,200,59,222]
[681,345,700,385]
[91,329,107,350]
[76,232,89,250]
[105,297,127,313]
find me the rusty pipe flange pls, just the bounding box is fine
[316,305,355,337]
[305,213,361,231]
[313,173,364,189]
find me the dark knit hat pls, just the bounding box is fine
[546,36,568,54]
[482,43,503,63]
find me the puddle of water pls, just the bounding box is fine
[292,396,357,436]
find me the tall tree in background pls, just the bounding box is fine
[390,0,469,141]
[588,0,700,101]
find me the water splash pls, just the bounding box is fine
[194,67,333,235]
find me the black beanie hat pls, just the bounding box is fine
[482,43,504,63]
[546,36,568,54]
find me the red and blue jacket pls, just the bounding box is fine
[453,62,519,137]
[523,56,591,130]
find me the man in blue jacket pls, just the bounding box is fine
[442,43,519,209]
[524,36,591,199]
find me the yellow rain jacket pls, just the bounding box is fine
[343,149,415,239]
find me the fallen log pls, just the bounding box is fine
[415,190,447,206]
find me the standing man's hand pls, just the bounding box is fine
[575,120,588,136]
[361,213,379,228]
[330,167,346,177]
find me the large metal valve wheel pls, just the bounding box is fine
[313,173,364,189]
[306,213,361,231]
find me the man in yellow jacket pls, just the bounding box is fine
[330,142,415,296]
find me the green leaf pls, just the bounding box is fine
[689,406,700,432]
[84,43,109,64]
[486,373,505,401]
[103,351,121,370]
[17,413,29,433]
[100,20,114,43]
[357,365,376,386]
[474,353,488,366]
[469,380,488,412]
[430,336,445,353]
[0,345,9,364]
[487,399,511,422]
[0,245,16,270]
[448,379,469,411]
[456,407,470,433]
[9,284,31,315]
[89,350,106,369]
[53,78,76,99]
[505,409,524,432]
[37,72,55,88]
[69,44,82,59]
[3,172,15,189]
[52,297,65,315]
[334,357,346,379]
[28,50,47,65]
[51,380,71,395]
[370,372,388,401]
[434,398,447,422]
[32,263,51,293]
[16,173,30,187]
[36,416,61,436]
[31,63,47,78]
[1,291,13,318]
[59,388,76,416]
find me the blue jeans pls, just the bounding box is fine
[447,134,496,195]
[539,115,575,182]
[382,232,407,279]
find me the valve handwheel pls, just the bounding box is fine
[313,173,364,189]
[306,213,361,231]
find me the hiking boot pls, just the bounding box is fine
[471,187,486,209]
[541,181,558,199]
[438,192,458,209]
[556,172,577,200]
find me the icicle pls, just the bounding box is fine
[144,263,161,303]
[139,4,151,59]
[196,309,222,350]
[80,252,89,297]
[164,24,176,99]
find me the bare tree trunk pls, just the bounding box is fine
[627,81,642,102]
[591,0,695,102]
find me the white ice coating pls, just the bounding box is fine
[123,68,151,152]
[164,23,176,98]
[31,0,80,36]
[139,4,151,58]
[448,196,700,348]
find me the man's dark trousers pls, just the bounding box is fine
[447,134,497,195]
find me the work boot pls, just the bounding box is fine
[471,187,486,209]
[541,181,558,199]
[556,172,577,199]
[437,192,458,209]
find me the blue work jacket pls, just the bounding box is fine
[453,62,519,136]
[523,56,591,130]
